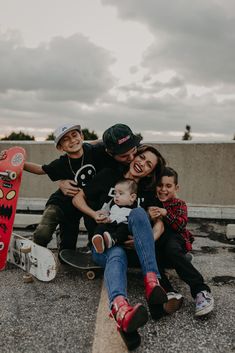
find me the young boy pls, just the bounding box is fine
[149,167,214,317]
[91,179,138,253]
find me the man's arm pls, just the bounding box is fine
[72,190,109,223]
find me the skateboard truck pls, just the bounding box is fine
[0,170,17,180]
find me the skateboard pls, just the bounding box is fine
[59,248,102,280]
[7,232,58,281]
[0,146,26,270]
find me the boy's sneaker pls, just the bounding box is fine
[92,234,105,253]
[195,290,214,317]
[163,292,184,314]
[103,231,115,249]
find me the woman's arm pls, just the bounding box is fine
[72,190,109,223]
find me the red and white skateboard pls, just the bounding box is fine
[0,146,26,270]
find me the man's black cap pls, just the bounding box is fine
[103,124,141,155]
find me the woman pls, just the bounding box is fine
[72,145,167,334]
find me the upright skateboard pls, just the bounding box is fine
[0,146,26,270]
[8,233,58,282]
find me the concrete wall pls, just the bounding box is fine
[1,141,235,206]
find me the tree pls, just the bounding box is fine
[82,128,98,140]
[1,131,35,141]
[182,125,192,141]
[46,133,55,141]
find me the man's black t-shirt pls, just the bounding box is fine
[83,167,155,211]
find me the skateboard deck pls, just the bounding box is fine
[0,146,26,270]
[59,248,102,280]
[7,233,58,281]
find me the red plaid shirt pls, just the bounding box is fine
[162,198,194,251]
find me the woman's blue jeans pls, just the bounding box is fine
[92,208,161,306]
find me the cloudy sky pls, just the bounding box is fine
[0,0,235,141]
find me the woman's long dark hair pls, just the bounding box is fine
[135,144,166,190]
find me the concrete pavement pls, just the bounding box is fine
[0,219,235,353]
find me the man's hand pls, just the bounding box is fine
[58,180,81,197]
[94,210,110,223]
[123,235,135,249]
[0,150,7,160]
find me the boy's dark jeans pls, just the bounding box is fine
[155,225,210,298]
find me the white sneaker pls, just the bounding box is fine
[195,290,214,317]
[92,234,105,253]
[163,292,184,314]
[103,231,115,249]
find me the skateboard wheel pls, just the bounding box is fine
[23,274,34,283]
[8,171,17,180]
[87,270,95,280]
[21,246,31,254]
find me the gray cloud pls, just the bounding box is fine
[102,0,235,85]
[0,32,115,103]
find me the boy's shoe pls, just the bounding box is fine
[195,290,214,317]
[103,231,115,249]
[92,234,105,253]
[111,295,148,333]
[163,292,184,314]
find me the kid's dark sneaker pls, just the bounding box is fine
[163,292,184,314]
[195,290,214,317]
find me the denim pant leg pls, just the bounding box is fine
[128,208,161,278]
[92,246,128,307]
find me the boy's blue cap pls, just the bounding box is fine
[54,123,81,147]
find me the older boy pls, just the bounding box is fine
[149,167,214,317]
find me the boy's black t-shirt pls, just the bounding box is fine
[41,143,124,211]
[83,167,155,211]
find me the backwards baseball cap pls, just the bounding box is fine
[54,123,81,147]
[103,123,141,155]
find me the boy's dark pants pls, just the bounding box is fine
[155,224,210,298]
[33,203,82,251]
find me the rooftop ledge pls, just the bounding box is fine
[17,198,235,220]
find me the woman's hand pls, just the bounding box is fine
[58,180,81,197]
[123,235,135,249]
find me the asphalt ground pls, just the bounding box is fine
[0,219,235,353]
